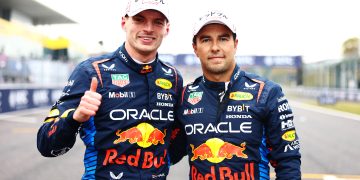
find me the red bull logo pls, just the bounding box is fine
[218,142,248,159]
[114,127,143,144]
[147,129,166,145]
[113,123,166,148]
[141,65,153,73]
[191,162,255,180]
[103,148,167,169]
[190,144,214,161]
[190,138,247,163]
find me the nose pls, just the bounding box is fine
[211,41,220,52]
[143,21,154,33]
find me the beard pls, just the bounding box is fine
[203,60,233,75]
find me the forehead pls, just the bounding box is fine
[134,9,167,20]
[197,24,232,36]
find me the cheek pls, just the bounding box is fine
[160,28,169,37]
[195,50,205,58]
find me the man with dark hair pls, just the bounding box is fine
[171,10,301,180]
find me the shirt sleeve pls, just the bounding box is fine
[265,85,301,179]
[37,62,92,157]
[168,120,187,165]
[168,81,187,165]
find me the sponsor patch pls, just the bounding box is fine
[141,65,153,73]
[281,119,295,131]
[187,92,203,105]
[183,108,204,115]
[189,138,247,163]
[102,64,116,71]
[278,102,291,112]
[284,140,300,152]
[111,74,130,87]
[244,82,256,90]
[109,91,136,99]
[155,78,172,89]
[282,130,296,141]
[229,92,253,101]
[162,67,173,76]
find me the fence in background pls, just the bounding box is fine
[0,86,62,113]
[286,86,360,103]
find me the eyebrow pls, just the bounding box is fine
[132,14,166,22]
[198,35,211,40]
[198,33,231,40]
[219,33,231,38]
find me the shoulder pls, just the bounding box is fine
[75,52,116,72]
[243,71,280,89]
[158,60,182,76]
[241,72,283,104]
[183,76,203,90]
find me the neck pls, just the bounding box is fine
[205,74,231,82]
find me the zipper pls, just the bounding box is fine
[216,82,231,125]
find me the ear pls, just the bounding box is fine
[192,43,199,57]
[121,16,127,30]
[164,23,170,36]
[234,38,238,50]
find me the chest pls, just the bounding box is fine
[95,64,178,123]
[179,85,266,143]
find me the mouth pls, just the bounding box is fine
[139,36,156,43]
[208,56,225,60]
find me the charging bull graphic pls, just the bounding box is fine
[113,123,166,148]
[190,138,247,163]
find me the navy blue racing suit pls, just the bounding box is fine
[37,44,183,179]
[171,65,301,180]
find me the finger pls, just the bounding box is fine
[85,98,101,108]
[80,96,101,107]
[78,101,98,114]
[83,103,99,113]
[85,91,102,100]
[78,107,96,117]
[89,77,98,92]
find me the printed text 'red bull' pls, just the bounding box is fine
[191,163,255,180]
[103,149,167,169]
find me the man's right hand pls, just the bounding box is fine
[73,77,102,123]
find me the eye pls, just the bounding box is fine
[200,38,210,43]
[132,16,144,23]
[220,36,230,42]
[154,19,165,26]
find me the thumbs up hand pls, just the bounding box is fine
[73,77,102,123]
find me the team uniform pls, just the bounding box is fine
[172,65,301,180]
[37,44,183,179]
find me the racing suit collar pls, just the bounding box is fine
[117,44,158,74]
[202,65,243,90]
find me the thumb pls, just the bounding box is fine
[89,77,98,92]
